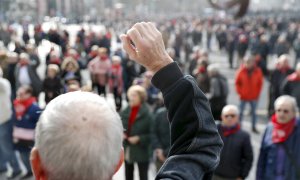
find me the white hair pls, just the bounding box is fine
[274,95,298,113]
[207,64,220,74]
[222,105,239,115]
[35,92,123,180]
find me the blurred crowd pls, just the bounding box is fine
[1,15,300,180]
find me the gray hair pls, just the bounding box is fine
[207,64,220,75]
[35,92,123,180]
[222,105,240,115]
[274,95,298,113]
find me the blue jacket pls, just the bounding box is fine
[257,119,300,180]
[152,63,223,180]
[14,103,41,130]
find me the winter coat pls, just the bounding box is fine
[215,124,253,179]
[281,73,300,108]
[88,57,111,86]
[152,107,170,157]
[235,66,263,101]
[120,103,153,163]
[257,119,300,180]
[15,65,42,97]
[152,62,223,180]
[43,76,63,103]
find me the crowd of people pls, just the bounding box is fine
[0,14,300,180]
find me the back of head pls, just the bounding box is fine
[35,92,123,180]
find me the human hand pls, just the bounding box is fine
[127,136,140,145]
[236,177,243,180]
[156,148,166,162]
[120,22,173,73]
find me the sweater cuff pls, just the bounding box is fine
[151,62,183,92]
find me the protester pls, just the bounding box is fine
[15,53,42,97]
[257,95,300,180]
[30,22,223,180]
[281,62,300,110]
[235,56,263,133]
[0,67,21,179]
[152,105,170,171]
[109,55,123,111]
[13,86,41,179]
[120,85,152,180]
[43,64,62,104]
[268,55,294,116]
[213,105,253,180]
[207,64,229,120]
[60,57,81,83]
[88,47,111,96]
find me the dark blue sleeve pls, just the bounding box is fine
[152,62,223,180]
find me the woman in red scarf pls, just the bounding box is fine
[257,95,300,180]
[13,86,41,179]
[120,85,152,180]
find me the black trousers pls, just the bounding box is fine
[125,161,149,180]
[113,87,122,111]
[93,84,106,97]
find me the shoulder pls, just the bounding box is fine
[237,129,251,139]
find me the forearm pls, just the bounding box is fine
[152,62,223,179]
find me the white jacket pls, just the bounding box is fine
[0,77,12,125]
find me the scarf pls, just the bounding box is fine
[221,123,241,137]
[100,55,108,61]
[287,72,300,82]
[271,114,296,143]
[14,97,36,120]
[127,105,140,136]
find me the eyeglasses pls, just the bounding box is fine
[224,114,236,118]
[275,109,290,114]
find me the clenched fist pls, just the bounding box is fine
[120,22,173,73]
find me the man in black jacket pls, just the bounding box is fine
[213,105,253,180]
[30,22,223,180]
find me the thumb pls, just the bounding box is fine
[120,34,137,60]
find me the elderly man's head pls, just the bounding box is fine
[31,92,124,180]
[274,95,298,123]
[221,105,240,127]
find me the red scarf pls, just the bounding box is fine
[14,97,36,120]
[271,114,296,143]
[276,65,291,74]
[287,72,300,82]
[100,55,108,61]
[221,124,241,137]
[112,64,121,73]
[127,105,140,136]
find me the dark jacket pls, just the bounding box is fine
[120,103,153,163]
[209,74,229,120]
[257,119,300,180]
[13,103,41,150]
[152,63,223,180]
[215,124,253,179]
[43,76,63,103]
[268,68,294,116]
[15,65,42,97]
[152,107,170,157]
[281,73,300,109]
